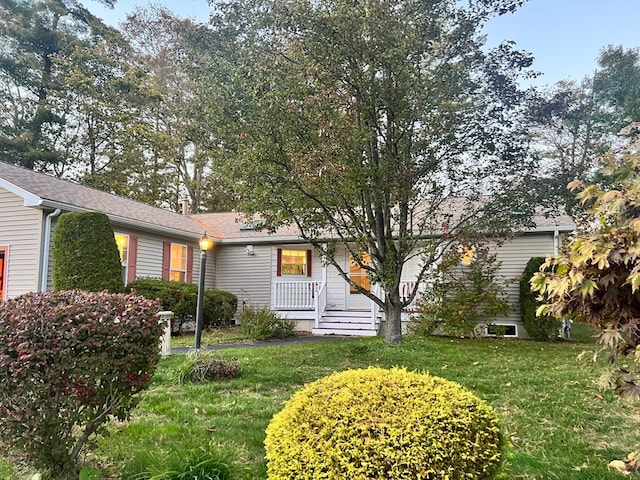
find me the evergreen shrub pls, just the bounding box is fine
[265,367,504,480]
[0,290,163,477]
[128,278,237,332]
[520,257,560,341]
[238,306,296,340]
[52,211,124,293]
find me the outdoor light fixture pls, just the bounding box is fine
[194,233,213,349]
[199,233,213,252]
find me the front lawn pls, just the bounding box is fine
[88,329,635,479]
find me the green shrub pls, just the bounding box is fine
[520,257,560,341]
[238,306,296,340]
[265,367,503,480]
[128,278,237,332]
[0,290,163,478]
[52,211,124,293]
[411,246,512,337]
[173,351,241,384]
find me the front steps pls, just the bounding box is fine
[311,310,378,337]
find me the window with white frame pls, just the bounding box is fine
[485,324,518,337]
[280,249,308,276]
[114,233,129,283]
[170,243,188,282]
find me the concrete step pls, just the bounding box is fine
[319,319,373,328]
[311,327,377,337]
[323,310,371,318]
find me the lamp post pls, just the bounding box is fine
[195,233,213,349]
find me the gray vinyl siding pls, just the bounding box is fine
[133,232,165,279]
[492,232,557,333]
[326,246,347,310]
[0,188,43,298]
[111,226,204,284]
[215,244,271,307]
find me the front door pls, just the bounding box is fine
[346,252,371,310]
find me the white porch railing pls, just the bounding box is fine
[314,282,327,329]
[370,284,380,330]
[272,281,321,310]
[400,281,420,312]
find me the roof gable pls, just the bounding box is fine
[0,161,204,238]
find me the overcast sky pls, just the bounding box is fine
[87,0,640,88]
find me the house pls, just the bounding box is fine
[0,161,206,299]
[194,211,575,338]
[0,161,574,338]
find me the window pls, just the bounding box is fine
[486,324,517,337]
[349,252,371,294]
[277,248,312,277]
[170,244,187,282]
[162,242,193,283]
[115,233,129,283]
[459,245,475,265]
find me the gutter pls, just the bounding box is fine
[35,199,205,242]
[40,208,61,292]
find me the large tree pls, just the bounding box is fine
[95,6,233,212]
[529,46,640,215]
[212,0,539,344]
[0,0,118,171]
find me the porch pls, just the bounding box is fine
[271,280,418,336]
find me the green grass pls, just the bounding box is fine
[2,327,635,479]
[170,327,252,348]
[87,330,638,479]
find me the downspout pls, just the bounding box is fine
[553,229,560,256]
[40,209,61,292]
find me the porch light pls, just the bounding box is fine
[199,233,213,252]
[194,233,213,349]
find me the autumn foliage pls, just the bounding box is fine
[531,136,640,398]
[0,290,164,477]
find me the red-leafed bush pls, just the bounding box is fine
[0,290,164,477]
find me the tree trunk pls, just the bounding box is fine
[381,293,403,345]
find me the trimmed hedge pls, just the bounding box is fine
[52,211,124,293]
[265,367,504,479]
[520,257,560,341]
[127,278,237,332]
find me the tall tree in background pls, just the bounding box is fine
[596,45,640,128]
[529,46,640,215]
[213,0,539,344]
[105,6,232,212]
[0,0,117,171]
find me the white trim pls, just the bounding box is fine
[169,242,188,282]
[0,179,42,207]
[40,208,61,292]
[484,323,518,338]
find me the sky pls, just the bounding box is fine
[86,0,640,88]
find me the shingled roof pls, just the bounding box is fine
[0,161,203,238]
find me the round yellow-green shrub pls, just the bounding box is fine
[264,367,503,480]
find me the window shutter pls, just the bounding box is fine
[306,249,312,277]
[276,248,282,276]
[162,241,171,280]
[127,236,138,283]
[187,245,194,283]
